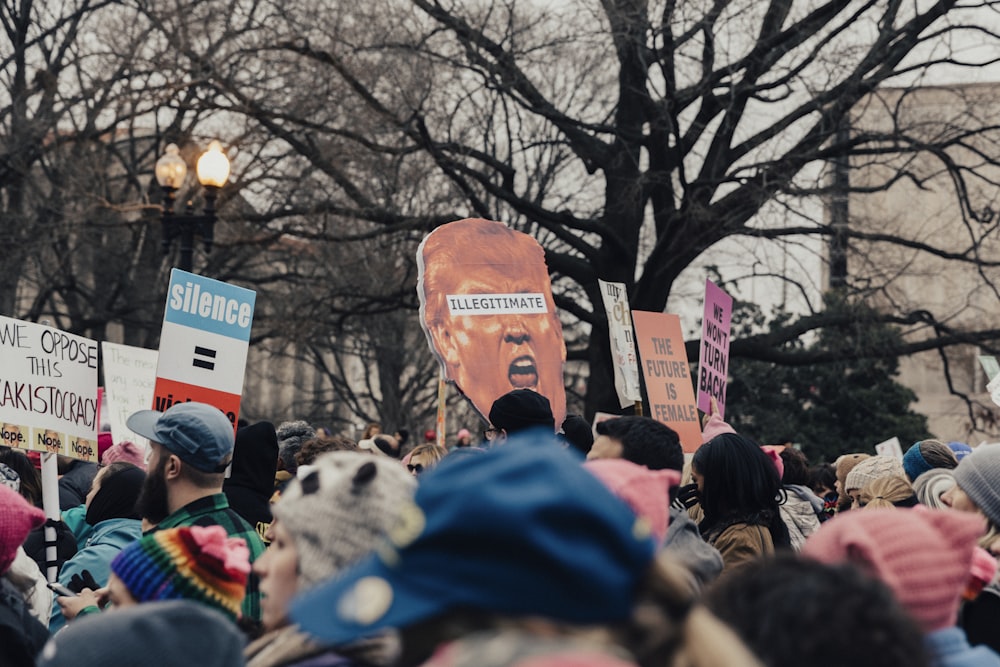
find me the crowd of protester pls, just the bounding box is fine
[3,386,1000,667]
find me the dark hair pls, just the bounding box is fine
[560,414,594,455]
[295,435,358,466]
[808,463,837,496]
[691,433,791,548]
[0,447,41,507]
[705,555,930,667]
[595,417,683,471]
[779,447,811,486]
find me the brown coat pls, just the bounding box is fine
[708,522,774,571]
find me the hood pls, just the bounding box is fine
[224,421,278,496]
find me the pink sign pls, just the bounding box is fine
[696,280,733,418]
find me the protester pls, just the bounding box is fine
[276,420,317,480]
[38,600,246,667]
[406,444,447,476]
[100,439,146,468]
[0,483,49,666]
[57,454,99,512]
[706,555,930,667]
[484,389,556,442]
[452,428,472,449]
[558,414,593,455]
[224,421,279,546]
[777,447,825,550]
[843,456,906,509]
[125,401,266,623]
[808,463,839,518]
[803,508,999,667]
[289,437,761,667]
[860,475,918,509]
[49,461,145,632]
[902,439,958,482]
[588,416,683,471]
[583,458,679,546]
[582,415,722,587]
[834,453,870,511]
[245,451,417,667]
[361,422,382,440]
[937,444,1000,652]
[915,468,956,509]
[689,433,791,570]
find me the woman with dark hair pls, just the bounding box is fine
[690,433,791,570]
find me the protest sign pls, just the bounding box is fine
[417,218,567,428]
[102,341,157,451]
[149,269,255,431]
[632,311,702,452]
[598,280,641,408]
[696,280,733,418]
[0,316,98,460]
[875,436,904,460]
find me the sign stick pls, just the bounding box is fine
[436,369,447,448]
[40,452,60,582]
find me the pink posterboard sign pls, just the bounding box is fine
[696,280,733,418]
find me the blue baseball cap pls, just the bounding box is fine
[290,429,656,645]
[126,402,235,473]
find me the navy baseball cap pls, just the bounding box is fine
[290,429,656,644]
[127,402,235,473]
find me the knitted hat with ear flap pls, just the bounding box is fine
[0,483,44,574]
[802,507,986,632]
[272,450,417,588]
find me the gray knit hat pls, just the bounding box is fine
[844,456,905,492]
[953,444,1000,525]
[272,451,417,588]
[913,468,956,509]
[276,420,316,471]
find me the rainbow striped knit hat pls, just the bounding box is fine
[110,525,250,619]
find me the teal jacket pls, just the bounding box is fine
[48,517,142,633]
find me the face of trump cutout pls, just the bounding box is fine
[418,219,567,427]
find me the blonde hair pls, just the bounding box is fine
[861,475,915,509]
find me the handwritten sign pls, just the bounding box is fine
[0,316,98,460]
[632,311,702,452]
[696,280,733,418]
[599,280,641,408]
[149,270,255,432]
[875,436,904,461]
[102,342,157,452]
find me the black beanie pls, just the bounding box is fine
[488,390,555,433]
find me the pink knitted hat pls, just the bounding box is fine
[760,445,785,479]
[0,483,45,574]
[584,458,680,545]
[802,507,985,632]
[101,439,147,469]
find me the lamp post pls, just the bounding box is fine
[155,140,231,273]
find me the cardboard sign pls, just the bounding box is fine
[980,355,1000,383]
[875,436,904,460]
[598,280,641,408]
[631,311,702,452]
[0,316,98,460]
[102,342,158,451]
[417,218,567,428]
[696,280,733,418]
[149,270,255,431]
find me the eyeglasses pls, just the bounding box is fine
[407,463,424,474]
[483,427,502,441]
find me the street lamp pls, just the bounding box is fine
[155,140,231,273]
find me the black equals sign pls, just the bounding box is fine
[193,346,217,371]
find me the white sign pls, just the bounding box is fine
[150,270,256,429]
[446,293,548,315]
[598,280,641,407]
[875,436,904,460]
[0,316,98,460]
[101,342,157,452]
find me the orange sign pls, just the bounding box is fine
[631,311,702,452]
